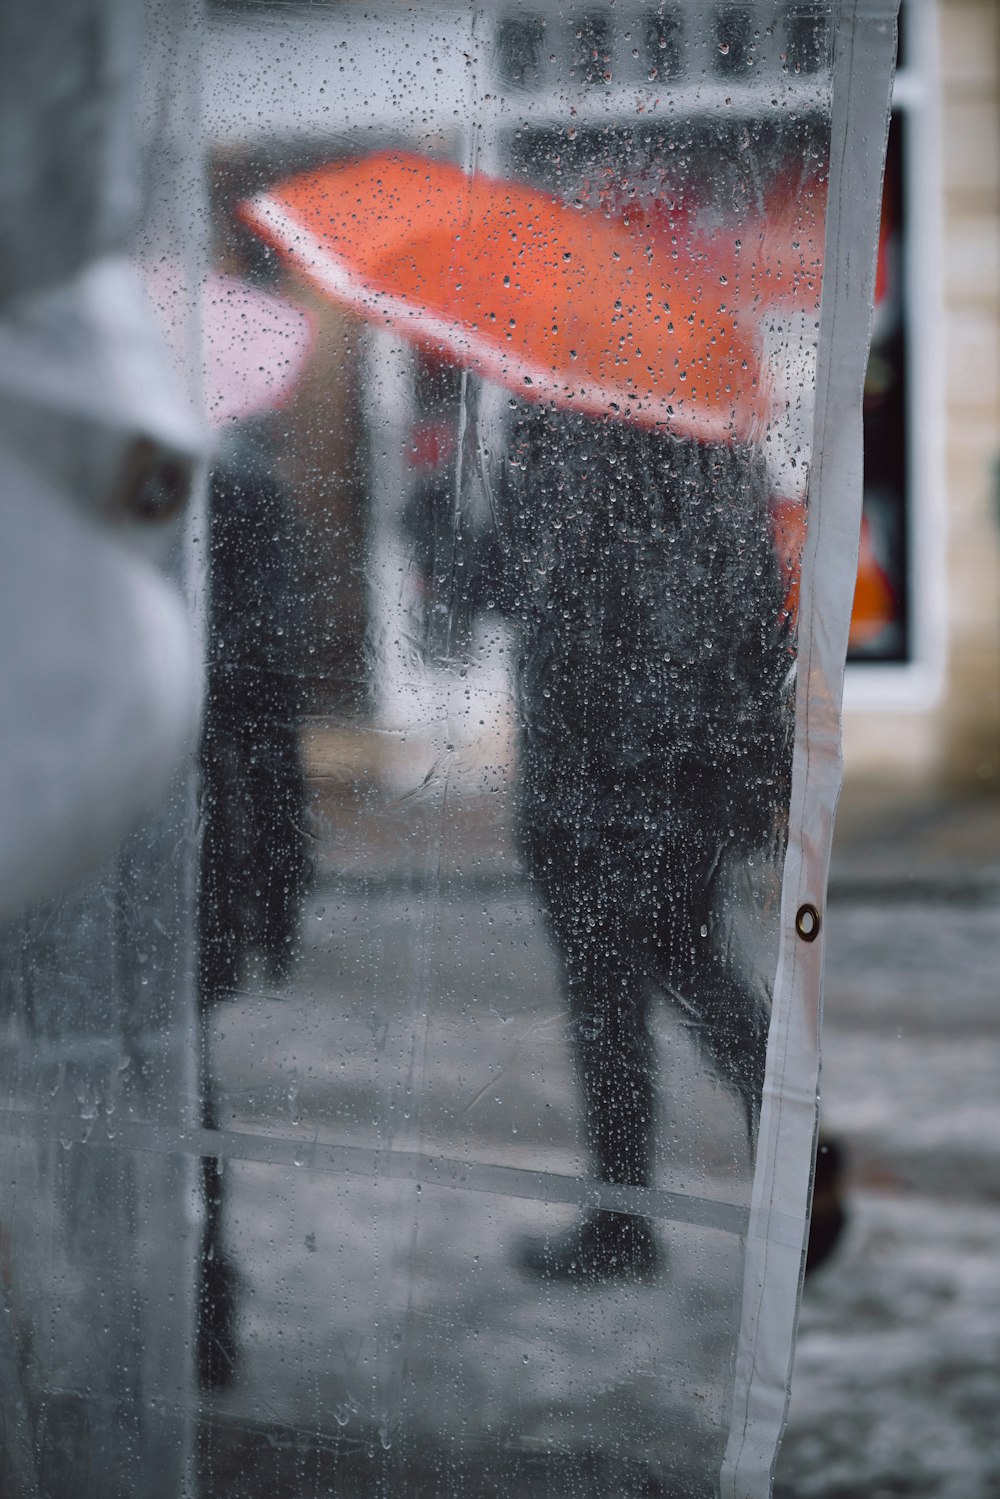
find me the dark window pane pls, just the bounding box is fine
[713,5,757,75]
[574,10,612,84]
[496,13,546,89]
[645,8,683,81]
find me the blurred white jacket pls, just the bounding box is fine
[0,257,203,923]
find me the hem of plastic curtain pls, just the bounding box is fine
[720,3,900,1496]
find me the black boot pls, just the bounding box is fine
[805,1135,848,1277]
[517,1210,660,1284]
[197,1155,243,1390]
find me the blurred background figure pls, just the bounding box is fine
[196,411,312,1392]
[192,267,316,1388]
[199,422,311,1003]
[195,270,316,1005]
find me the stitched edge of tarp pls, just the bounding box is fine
[720,4,900,1495]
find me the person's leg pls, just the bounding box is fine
[198,724,245,1004]
[569,955,656,1193]
[518,835,661,1280]
[252,708,310,984]
[649,835,770,1147]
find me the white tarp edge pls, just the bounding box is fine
[722,4,900,1494]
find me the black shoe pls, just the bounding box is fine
[197,1247,243,1391]
[805,1136,848,1277]
[516,1211,661,1284]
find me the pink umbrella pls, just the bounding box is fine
[201,272,314,430]
[143,265,315,431]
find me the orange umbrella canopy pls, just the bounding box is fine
[240,151,788,445]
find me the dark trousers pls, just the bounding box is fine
[523,808,769,1191]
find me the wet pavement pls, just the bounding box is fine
[776,792,1000,1499]
[199,783,1000,1496]
[201,864,756,1496]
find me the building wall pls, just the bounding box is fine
[842,0,1000,795]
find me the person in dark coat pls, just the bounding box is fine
[197,425,311,1386]
[478,404,794,1280]
[199,427,311,1005]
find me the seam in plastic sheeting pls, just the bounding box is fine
[0,1105,759,1237]
[721,3,899,1495]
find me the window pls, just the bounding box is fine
[845,0,945,705]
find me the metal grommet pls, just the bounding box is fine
[795,902,821,943]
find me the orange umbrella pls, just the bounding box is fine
[239,150,781,445]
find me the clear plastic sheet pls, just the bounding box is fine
[0,4,897,1496]
[0,3,203,1497]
